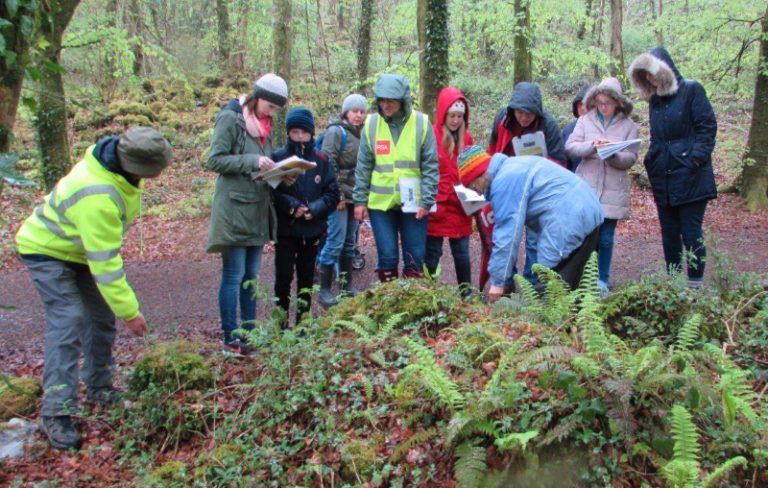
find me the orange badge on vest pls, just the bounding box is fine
[375,140,391,155]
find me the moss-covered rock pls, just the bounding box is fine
[0,376,42,421]
[108,101,156,121]
[340,437,380,481]
[128,341,212,395]
[146,460,188,487]
[113,114,153,128]
[193,443,244,481]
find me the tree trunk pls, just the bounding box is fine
[593,0,606,78]
[418,0,450,120]
[272,0,293,148]
[35,0,81,190]
[609,0,625,79]
[741,5,768,211]
[0,2,36,152]
[233,0,250,70]
[129,0,144,75]
[513,0,532,84]
[649,0,664,46]
[577,0,593,40]
[215,0,232,69]
[356,0,374,90]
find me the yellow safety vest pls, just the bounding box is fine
[365,111,428,211]
[16,146,142,320]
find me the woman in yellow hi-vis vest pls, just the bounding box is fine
[353,74,439,281]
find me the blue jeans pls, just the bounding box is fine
[318,204,360,265]
[425,236,471,286]
[598,218,618,284]
[522,230,538,282]
[656,200,708,279]
[218,245,263,341]
[368,208,427,273]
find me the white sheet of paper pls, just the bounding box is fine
[454,183,488,216]
[596,139,642,160]
[399,177,421,213]
[512,131,548,158]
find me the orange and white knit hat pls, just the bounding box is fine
[457,145,491,185]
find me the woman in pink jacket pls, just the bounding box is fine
[565,77,639,293]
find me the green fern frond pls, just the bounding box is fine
[467,419,500,439]
[701,456,747,488]
[389,427,438,463]
[481,337,526,401]
[454,442,488,488]
[661,459,699,488]
[334,314,376,343]
[576,291,610,358]
[570,356,601,378]
[516,344,580,370]
[669,405,701,465]
[361,375,374,401]
[494,430,538,453]
[675,314,702,353]
[376,311,408,341]
[537,414,580,447]
[575,252,600,301]
[516,274,544,317]
[400,337,465,410]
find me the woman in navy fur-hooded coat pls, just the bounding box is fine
[628,47,717,287]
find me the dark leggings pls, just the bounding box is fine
[274,234,322,325]
[656,200,708,279]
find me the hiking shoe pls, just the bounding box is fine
[86,387,123,408]
[224,338,253,356]
[40,416,82,450]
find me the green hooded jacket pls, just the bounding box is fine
[205,99,277,253]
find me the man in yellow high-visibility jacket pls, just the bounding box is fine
[353,74,439,281]
[15,126,171,450]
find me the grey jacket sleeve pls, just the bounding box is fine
[418,123,439,209]
[207,111,259,175]
[353,128,375,206]
[542,113,567,165]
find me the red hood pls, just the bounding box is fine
[434,86,470,131]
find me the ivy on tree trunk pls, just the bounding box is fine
[513,0,532,84]
[418,0,450,120]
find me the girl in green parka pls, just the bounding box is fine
[206,73,291,355]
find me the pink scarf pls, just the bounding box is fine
[240,96,271,146]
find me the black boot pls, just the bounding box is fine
[339,256,359,297]
[455,262,473,298]
[318,264,338,308]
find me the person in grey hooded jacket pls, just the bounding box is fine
[353,74,439,281]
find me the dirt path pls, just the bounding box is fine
[2,188,767,370]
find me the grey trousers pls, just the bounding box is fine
[21,256,116,416]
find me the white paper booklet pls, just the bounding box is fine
[399,177,421,213]
[454,183,487,216]
[596,139,642,160]
[253,155,316,188]
[512,131,548,158]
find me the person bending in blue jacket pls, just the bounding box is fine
[272,108,340,325]
[456,146,604,303]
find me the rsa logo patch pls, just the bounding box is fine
[375,140,391,155]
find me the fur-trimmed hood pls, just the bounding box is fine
[583,77,634,116]
[628,47,681,101]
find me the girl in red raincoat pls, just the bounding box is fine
[425,87,475,294]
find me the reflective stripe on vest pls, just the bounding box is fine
[365,112,427,210]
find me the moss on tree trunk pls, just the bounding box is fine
[741,6,768,212]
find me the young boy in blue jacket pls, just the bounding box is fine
[272,108,340,325]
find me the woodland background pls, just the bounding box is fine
[2,1,768,486]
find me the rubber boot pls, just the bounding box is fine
[318,264,338,308]
[339,256,360,297]
[377,268,398,283]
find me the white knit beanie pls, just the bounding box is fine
[342,94,368,114]
[252,73,288,107]
[448,100,466,114]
